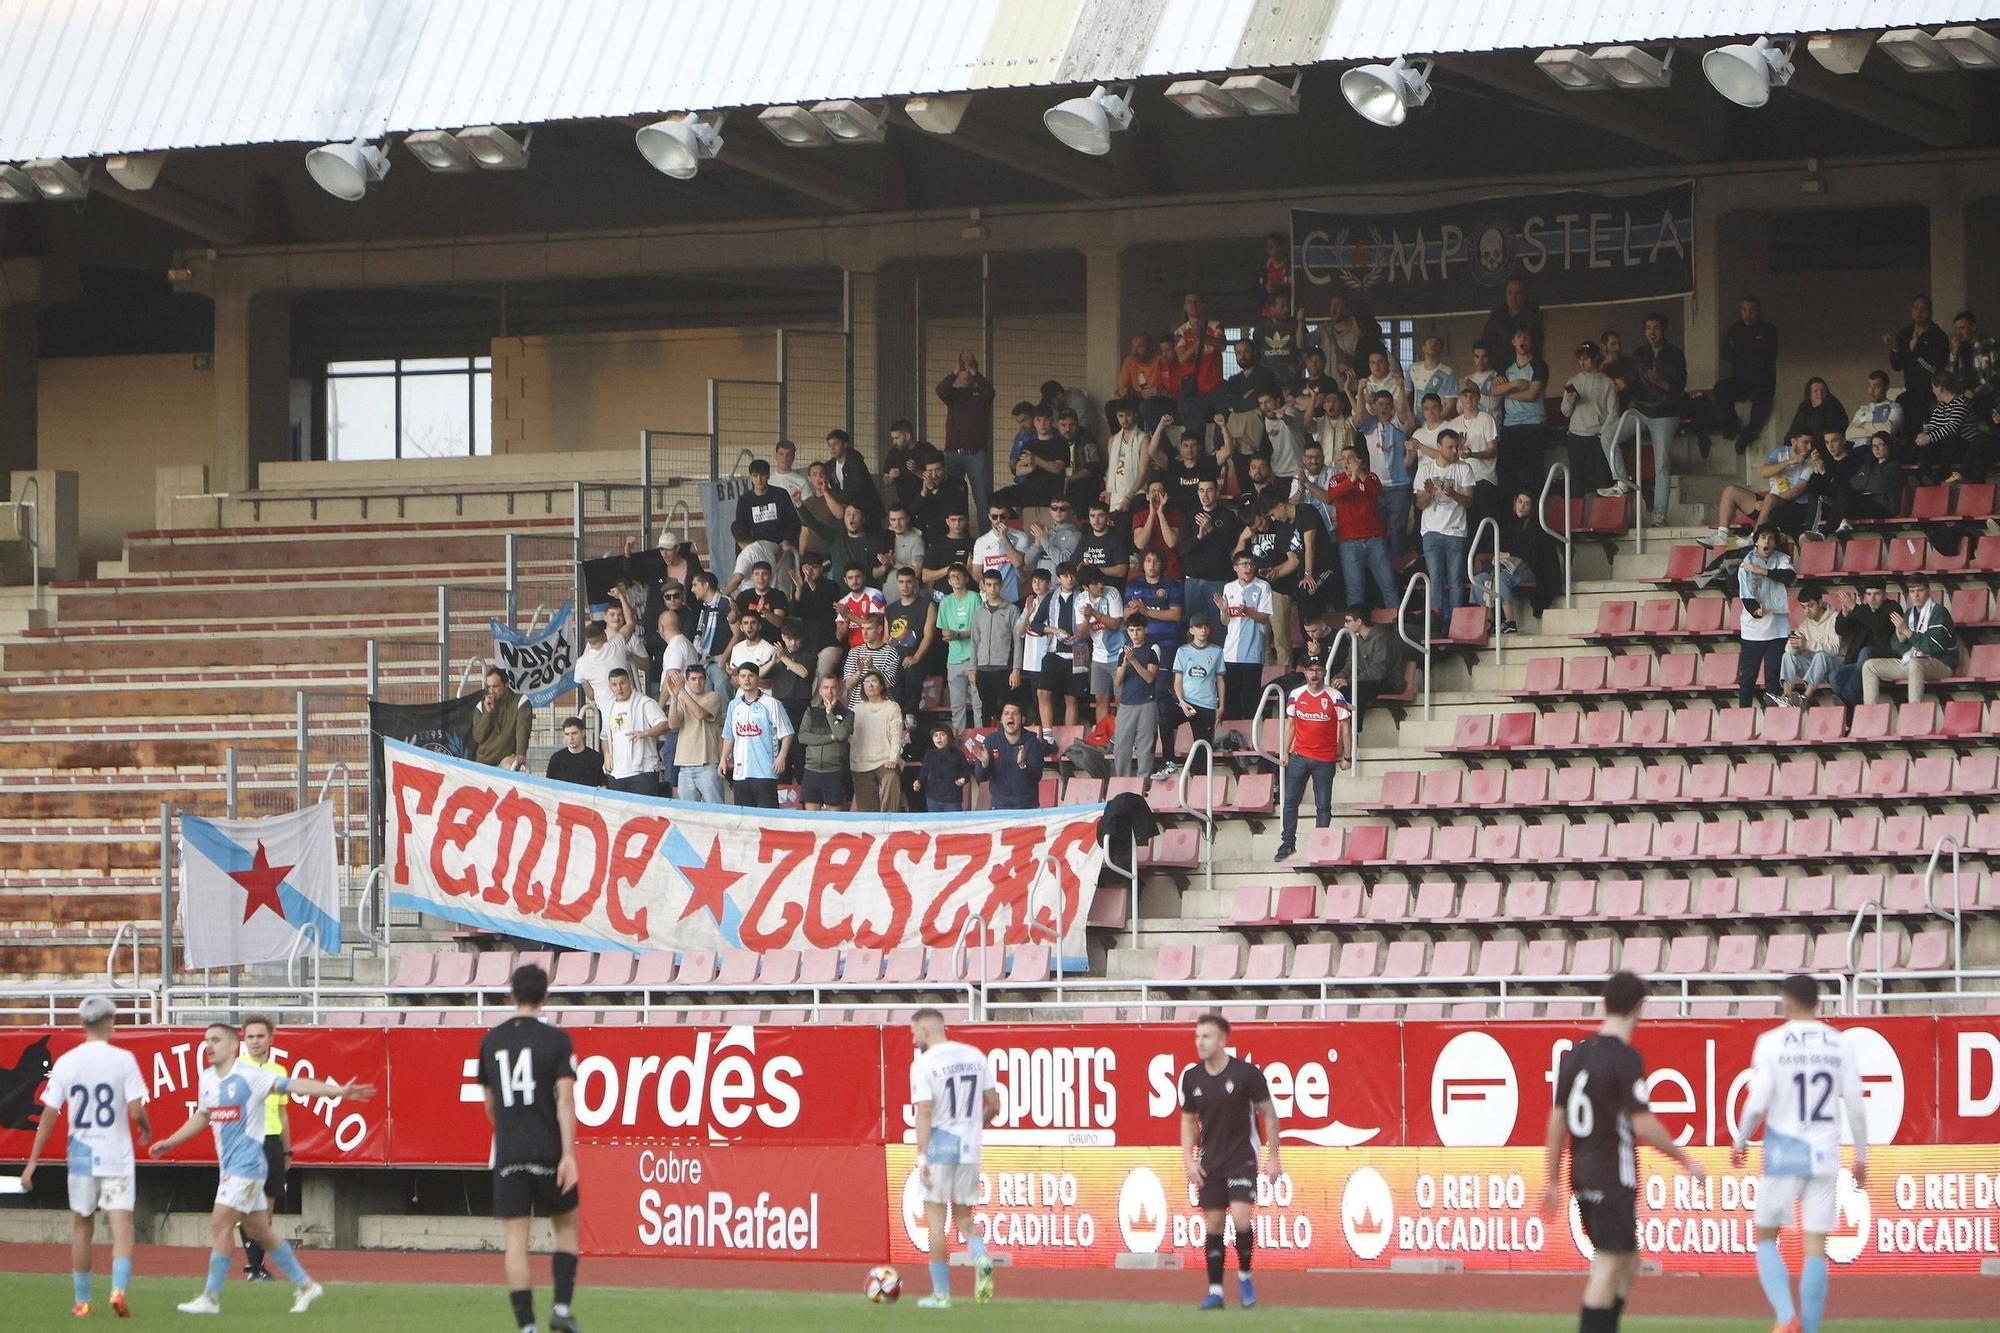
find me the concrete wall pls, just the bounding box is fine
[38,353,215,567]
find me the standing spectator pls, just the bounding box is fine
[1173,293,1228,439]
[798,501,889,590]
[1559,342,1618,494]
[600,669,669,796]
[1161,427,1222,512]
[1886,294,1950,429]
[1117,334,1175,432]
[766,624,814,729]
[1255,232,1291,314]
[879,420,939,511]
[1078,566,1127,723]
[1127,547,1185,773]
[849,671,906,812]
[791,553,839,677]
[732,561,789,631]
[1026,564,1087,733]
[1326,446,1399,613]
[767,437,810,506]
[1736,526,1796,707]
[921,506,975,590]
[472,667,532,771]
[1026,498,1082,581]
[970,569,1023,725]
[1302,291,1384,382]
[1845,370,1905,444]
[994,407,1069,510]
[1481,276,1544,352]
[1783,377,1848,444]
[1111,613,1160,777]
[1358,389,1417,563]
[1914,374,1975,482]
[1777,587,1840,706]
[797,461,840,565]
[1251,287,1300,381]
[1217,343,1279,488]
[1076,501,1131,582]
[911,459,968,551]
[824,429,882,525]
[886,567,937,719]
[664,670,723,802]
[1237,498,1297,668]
[1619,312,1686,517]
[544,716,604,787]
[1486,329,1549,502]
[1406,334,1457,408]
[718,664,793,809]
[973,504,1032,603]
[1290,441,1337,535]
[727,460,800,594]
[1861,581,1957,705]
[798,675,853,810]
[572,620,618,706]
[1106,402,1167,514]
[1257,387,1310,479]
[936,352,996,519]
[601,585,649,685]
[1057,408,1107,514]
[1271,659,1353,862]
[919,723,974,812]
[976,703,1048,810]
[1171,616,1225,768]
[1217,552,1273,721]
[688,571,732,693]
[1241,455,1289,515]
[1301,379,1358,465]
[1007,400,1036,468]
[840,613,902,710]
[724,610,777,680]
[935,564,981,732]
[1131,480,1182,578]
[1472,490,1559,635]
[834,563,887,653]
[1713,296,1781,455]
[1461,339,1501,417]
[1357,349,1410,424]
[1447,382,1502,522]
[1950,310,1982,389]
[1413,430,1474,630]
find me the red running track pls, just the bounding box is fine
[2,1244,1994,1320]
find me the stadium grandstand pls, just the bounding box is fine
[2,0,2000,1323]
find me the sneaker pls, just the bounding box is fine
[289,1281,323,1315]
[1596,482,1632,498]
[110,1291,129,1319]
[1773,1319,1803,1333]
[176,1293,220,1315]
[1705,526,1735,549]
[1762,692,1786,708]
[1835,521,1854,536]
[1151,761,1180,781]
[550,1312,581,1333]
[1648,511,1672,527]
[975,1256,994,1304]
[1273,842,1296,862]
[917,1295,952,1310]
[72,1303,91,1319]
[1239,1275,1258,1309]
[1197,1293,1226,1311]
[1501,620,1519,635]
[1803,528,1827,542]
[1734,435,1754,455]
[245,1270,272,1283]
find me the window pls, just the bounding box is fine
[326,356,492,460]
[1381,318,1417,376]
[1218,325,1252,378]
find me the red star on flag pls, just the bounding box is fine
[677,836,743,923]
[227,841,294,924]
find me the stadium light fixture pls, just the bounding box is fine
[1702,37,1793,108]
[456,126,531,170]
[813,100,887,142]
[636,113,723,180]
[403,130,476,172]
[1164,79,1239,118]
[305,139,390,200]
[1535,50,1611,90]
[0,165,37,203]
[1806,33,1873,75]
[1043,85,1134,155]
[1340,57,1432,127]
[23,158,89,199]
[903,93,971,135]
[1590,46,1674,89]
[758,105,831,146]
[1219,73,1301,115]
[1933,25,2000,68]
[105,151,168,190]
[1876,28,1952,72]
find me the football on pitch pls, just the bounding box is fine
[864,1264,902,1303]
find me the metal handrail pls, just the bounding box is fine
[1321,625,1365,771]
[666,499,693,551]
[1468,515,1503,663]
[356,866,389,953]
[954,911,993,1020]
[1620,411,1649,552]
[1396,572,1433,719]
[1176,739,1217,899]
[1537,462,1575,608]
[105,923,138,990]
[1123,830,1141,949]
[522,602,550,636]
[729,448,758,478]
[455,657,485,696]
[1844,898,1886,1015]
[11,476,39,612]
[1249,678,1286,830]
[315,762,354,897]
[1025,854,1066,1010]
[285,922,322,996]
[1922,834,1964,980]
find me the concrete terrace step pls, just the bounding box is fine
[0,683,374,721]
[19,614,438,639]
[1,633,412,672]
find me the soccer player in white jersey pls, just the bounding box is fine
[1730,975,1868,1333]
[147,1022,374,1315]
[908,1007,999,1309]
[20,995,151,1319]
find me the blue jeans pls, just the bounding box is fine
[1184,578,1229,633]
[1474,563,1536,614]
[677,764,725,803]
[1609,410,1675,515]
[1421,531,1467,619]
[944,451,989,526]
[1380,485,1413,562]
[1280,753,1337,848]
[1832,646,1883,705]
[1782,648,1837,692]
[1338,537,1398,612]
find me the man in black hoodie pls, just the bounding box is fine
[1830,582,1902,705]
[1714,297,1780,454]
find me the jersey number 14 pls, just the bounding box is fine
[494,1049,537,1107]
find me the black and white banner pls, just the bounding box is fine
[489,601,577,707]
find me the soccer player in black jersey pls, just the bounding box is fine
[479,965,581,1333]
[1539,972,1705,1333]
[1178,1012,1280,1311]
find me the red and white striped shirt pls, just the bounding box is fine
[1286,684,1352,763]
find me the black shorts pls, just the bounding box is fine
[493,1163,579,1220]
[1038,655,1086,699]
[261,1140,288,1200]
[1575,1185,1638,1253]
[1197,1158,1259,1210]
[799,768,851,806]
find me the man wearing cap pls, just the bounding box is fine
[21,996,150,1319]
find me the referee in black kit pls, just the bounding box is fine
[1179,1012,1280,1311]
[479,964,583,1333]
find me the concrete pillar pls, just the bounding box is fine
[872,265,917,465]
[210,289,295,493]
[0,257,79,479]
[1929,174,1968,315]
[847,267,880,455]
[1083,246,1126,422]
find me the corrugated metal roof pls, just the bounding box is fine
[0,0,1995,161]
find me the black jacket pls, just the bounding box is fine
[1721,319,1780,391]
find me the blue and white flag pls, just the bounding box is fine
[490,601,577,707]
[177,804,341,969]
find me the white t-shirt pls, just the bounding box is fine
[972,528,1030,599]
[574,640,634,703]
[41,1040,147,1177]
[1448,410,1499,486]
[1087,587,1126,664]
[1221,578,1272,664]
[659,635,697,675]
[910,1038,995,1166]
[1739,1019,1865,1175]
[601,693,668,777]
[1414,457,1473,537]
[727,637,778,676]
[769,468,810,506]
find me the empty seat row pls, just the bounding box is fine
[1515,643,2000,701]
[1064,771,1275,816]
[1441,698,2000,758]
[387,942,1055,995]
[327,1005,976,1028]
[1590,588,2000,644]
[1658,532,2000,584]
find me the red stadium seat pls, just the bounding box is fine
[1595,601,1637,638]
[1637,599,1681,636]
[1506,881,1551,919]
[1839,537,1883,575]
[1684,599,1728,636]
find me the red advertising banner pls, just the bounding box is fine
[1935,1015,2000,1142]
[579,1142,886,1262]
[0,1028,390,1166]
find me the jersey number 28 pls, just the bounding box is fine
[68,1084,117,1128]
[494,1049,537,1107]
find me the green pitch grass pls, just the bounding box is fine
[3,1275,1995,1332]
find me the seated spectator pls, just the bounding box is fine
[1861,580,1957,705]
[1839,432,1902,535]
[472,667,532,771]
[974,504,1032,604]
[849,670,905,812]
[976,702,1048,810]
[1845,370,1904,444]
[1777,585,1841,706]
[1949,397,2000,485]
[1273,658,1353,862]
[1831,581,1902,704]
[727,459,800,594]
[1736,525,1796,707]
[841,612,902,710]
[1713,433,1814,546]
[719,664,792,809]
[920,722,973,812]
[1333,607,1405,713]
[664,670,723,803]
[798,675,854,810]
[994,406,1069,510]
[1783,376,1847,445]
[1111,612,1160,777]
[1713,295,1780,454]
[1802,430,1862,539]
[600,668,669,796]
[1473,489,1559,635]
[970,569,1023,726]
[544,715,603,787]
[1914,373,1976,482]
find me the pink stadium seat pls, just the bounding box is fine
[1712,707,1755,745]
[1684,599,1728,636]
[1595,601,1636,637]
[1476,823,1521,863]
[1291,941,1335,978]
[1387,825,1432,865]
[1763,935,1807,973]
[1669,707,1713,747]
[1505,767,1550,806]
[882,947,926,984]
[1820,758,1862,799]
[1741,876,1786,916]
[388,950,438,990]
[1619,936,1664,973]
[1523,938,1567,976]
[841,948,885,984]
[1495,712,1537,749]
[440,1008,485,1027]
[1787,875,1835,915]
[1866,757,1909,798]
[1661,545,1706,581]
[1543,1001,1592,1020]
[1641,879,1685,919]
[1459,881,1502,921]
[1693,876,1737,916]
[1848,703,1891,742]
[1795,539,1837,578]
[1719,761,1765,801]
[1636,599,1680,636]
[1654,820,1699,861]
[1884,534,1926,572]
[1759,706,1803,744]
[1789,818,1835,859]
[326,1010,365,1027]
[1713,934,1758,973]
[1475,938,1520,976]
[516,951,553,978]
[1543,711,1586,749]
[1505,881,1550,919]
[1451,714,1494,750]
[1608,655,1649,694]
[1885,875,1928,915]
[552,952,593,989]
[1521,821,1564,864]
[1578,710,1621,751]
[1839,537,1883,575]
[1154,944,1195,982]
[1907,928,1950,972]
[1064,776,1105,805]
[1149,827,1203,867]
[1957,483,1998,518]
[1087,883,1129,928]
[1881,814,1925,855]
[630,952,675,987]
[717,949,760,986]
[1344,825,1389,863]
[1639,765,1681,804]
[1230,885,1271,923]
[1375,770,1420,808]
[1367,883,1412,924]
[430,952,475,989]
[1318,882,1363,920]
[1413,881,1457,921]
[797,950,840,986]
[1382,940,1427,977]
[1420,769,1464,809]
[1658,654,1700,691]
[1802,705,1847,745]
[1553,879,1597,919]
[1606,821,1650,862]
[1695,822,1740,861]
[1775,758,1817,801]
[1430,940,1472,978]
[1956,753,1999,794]
[1336,940,1380,978]
[1465,766,1507,806]
[1197,942,1243,982]
[1553,765,1597,806]
[1836,817,1879,858]
[1570,937,1614,976]
[1665,935,1709,974]
[401,1010,442,1028]
[1835,874,1885,916]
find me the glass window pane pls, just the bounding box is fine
[326,376,396,460]
[473,356,492,370]
[400,373,471,457]
[473,371,492,455]
[328,359,396,376]
[401,356,472,372]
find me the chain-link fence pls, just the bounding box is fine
[440,584,510,694]
[780,328,849,448]
[369,636,445,703]
[225,745,301,820]
[712,377,782,471]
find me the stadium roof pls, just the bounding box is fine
[2,0,1997,161]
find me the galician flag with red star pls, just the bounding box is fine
[177,803,341,969]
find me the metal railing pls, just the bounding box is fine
[1396,571,1433,720]
[953,911,994,1020]
[1175,739,1217,899]
[1249,679,1285,827]
[1468,515,1503,663]
[1923,834,1964,981]
[1026,853,1066,1010]
[1537,462,1575,608]
[105,923,142,991]
[284,922,323,993]
[1321,626,1365,770]
[356,866,390,966]
[10,474,39,611]
[1845,897,1887,1014]
[1618,411,1649,551]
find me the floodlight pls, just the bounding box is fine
[0,165,36,203]
[1702,37,1793,108]
[636,114,723,180]
[1933,25,2000,68]
[1340,57,1431,127]
[1806,33,1873,75]
[23,158,88,199]
[1164,79,1237,118]
[1218,73,1300,115]
[1535,50,1610,90]
[305,140,390,200]
[1043,85,1133,155]
[105,151,168,190]
[455,126,530,170]
[813,100,886,142]
[903,93,971,135]
[1877,28,1952,72]
[758,105,831,147]
[1591,46,1674,88]
[403,131,476,172]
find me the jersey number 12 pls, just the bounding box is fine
[1792,1070,1834,1124]
[494,1049,537,1107]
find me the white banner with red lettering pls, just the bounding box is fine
[383,739,1101,961]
